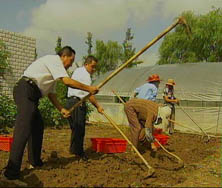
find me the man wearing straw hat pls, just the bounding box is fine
[124,98,171,152]
[163,78,179,134]
[133,74,161,101]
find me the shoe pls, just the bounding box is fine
[3,168,20,180]
[1,170,27,187]
[69,150,75,155]
[76,153,89,162]
[1,176,27,187]
[28,160,44,169]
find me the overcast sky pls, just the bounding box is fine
[1,0,222,66]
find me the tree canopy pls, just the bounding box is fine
[158,8,222,65]
[55,36,62,54]
[94,40,123,76]
[0,40,10,75]
[86,28,143,75]
[122,28,143,67]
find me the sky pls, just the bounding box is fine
[0,0,222,67]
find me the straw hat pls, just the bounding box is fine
[166,78,176,86]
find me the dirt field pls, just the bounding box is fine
[0,124,221,187]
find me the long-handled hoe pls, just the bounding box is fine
[67,16,191,177]
[68,16,192,114]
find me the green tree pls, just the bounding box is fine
[85,32,93,55]
[0,95,16,133]
[55,36,62,54]
[94,40,123,75]
[38,79,68,128]
[0,40,10,76]
[84,29,142,75]
[0,40,13,133]
[122,28,143,67]
[82,32,93,66]
[34,47,38,60]
[158,8,222,65]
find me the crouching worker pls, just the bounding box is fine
[124,98,171,151]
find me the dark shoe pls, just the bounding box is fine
[28,159,44,169]
[3,171,20,180]
[69,150,75,155]
[76,153,88,162]
[3,166,20,180]
[1,173,27,187]
[35,159,44,167]
[150,150,156,158]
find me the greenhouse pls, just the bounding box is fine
[89,62,222,135]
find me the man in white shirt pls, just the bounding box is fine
[3,46,99,181]
[66,55,103,160]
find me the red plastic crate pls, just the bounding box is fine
[153,128,169,148]
[91,138,127,153]
[0,135,13,152]
[154,133,169,148]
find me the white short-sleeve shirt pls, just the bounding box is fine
[67,66,91,99]
[23,55,69,97]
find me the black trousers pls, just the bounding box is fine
[4,78,43,179]
[66,97,86,155]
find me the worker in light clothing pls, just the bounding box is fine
[124,98,171,152]
[66,55,104,161]
[3,46,99,181]
[163,78,179,134]
[134,74,161,101]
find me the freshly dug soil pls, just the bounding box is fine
[0,125,221,187]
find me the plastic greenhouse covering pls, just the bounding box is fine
[91,62,222,135]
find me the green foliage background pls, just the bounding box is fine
[85,28,143,76]
[158,8,222,64]
[0,40,13,133]
[0,40,10,75]
[0,95,17,132]
[38,80,68,128]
